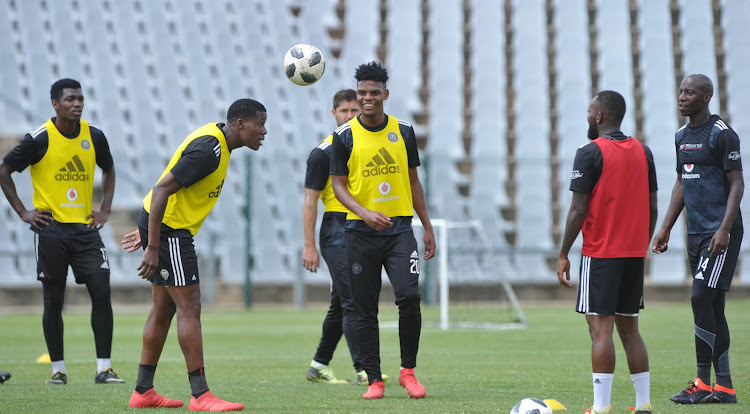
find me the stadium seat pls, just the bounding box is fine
[721,0,750,149]
[341,0,379,77]
[2,0,750,289]
[594,0,636,135]
[678,0,721,115]
[470,2,506,159]
[553,0,590,164]
[386,0,421,120]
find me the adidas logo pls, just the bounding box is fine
[594,379,602,384]
[362,147,401,177]
[38,272,45,279]
[410,250,419,259]
[192,275,196,281]
[208,179,224,199]
[100,261,110,270]
[55,155,90,181]
[695,271,704,280]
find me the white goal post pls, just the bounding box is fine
[416,219,528,330]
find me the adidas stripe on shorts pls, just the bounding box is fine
[687,232,742,291]
[576,256,644,316]
[137,226,200,287]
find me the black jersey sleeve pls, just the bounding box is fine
[643,145,658,192]
[170,136,221,188]
[716,129,742,171]
[1,133,46,172]
[90,125,114,171]
[305,147,329,190]
[400,122,421,168]
[330,130,352,176]
[569,142,602,194]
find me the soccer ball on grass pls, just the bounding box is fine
[283,44,325,86]
[510,398,553,414]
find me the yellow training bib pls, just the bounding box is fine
[345,116,413,220]
[30,119,96,223]
[143,123,230,235]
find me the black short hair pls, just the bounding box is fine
[596,90,626,123]
[332,89,356,109]
[227,99,266,123]
[354,61,388,85]
[50,78,81,101]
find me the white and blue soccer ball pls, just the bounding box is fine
[283,43,326,86]
[510,398,553,414]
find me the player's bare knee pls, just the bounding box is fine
[176,300,202,319]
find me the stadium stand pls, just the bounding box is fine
[635,0,687,283]
[0,0,748,292]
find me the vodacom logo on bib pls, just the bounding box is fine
[684,164,694,172]
[67,188,79,201]
[378,181,391,195]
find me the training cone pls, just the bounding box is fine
[36,353,51,363]
[543,399,567,411]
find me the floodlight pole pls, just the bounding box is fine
[436,219,449,331]
[244,154,253,309]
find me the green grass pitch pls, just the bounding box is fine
[1,299,749,413]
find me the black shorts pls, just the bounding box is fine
[346,229,420,304]
[138,226,199,287]
[576,256,644,316]
[35,233,110,284]
[687,232,742,291]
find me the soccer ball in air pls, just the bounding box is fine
[283,44,326,86]
[510,398,553,414]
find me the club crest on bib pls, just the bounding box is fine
[387,132,398,142]
[352,263,362,275]
[81,139,90,150]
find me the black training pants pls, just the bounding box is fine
[313,243,363,371]
[346,228,421,384]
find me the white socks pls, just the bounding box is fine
[592,372,614,411]
[311,360,325,368]
[631,371,650,408]
[97,358,112,373]
[53,359,114,375]
[51,360,66,375]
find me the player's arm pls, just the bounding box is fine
[0,137,52,230]
[708,130,744,257]
[302,188,322,272]
[138,173,183,279]
[557,144,598,287]
[708,169,743,257]
[87,166,115,229]
[87,127,115,229]
[557,191,589,288]
[302,148,329,273]
[409,167,434,260]
[652,174,684,253]
[403,124,434,259]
